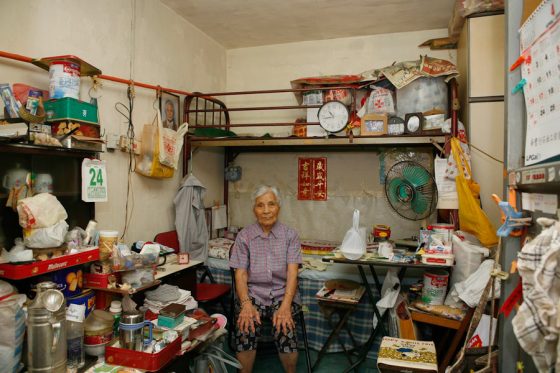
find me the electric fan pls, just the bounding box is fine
[384,161,438,221]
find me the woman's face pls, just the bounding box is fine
[253,191,280,231]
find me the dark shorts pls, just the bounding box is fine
[234,299,299,353]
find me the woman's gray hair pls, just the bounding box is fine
[251,185,281,207]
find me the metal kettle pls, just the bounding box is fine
[27,281,67,372]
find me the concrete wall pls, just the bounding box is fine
[225,29,456,240]
[0,0,227,243]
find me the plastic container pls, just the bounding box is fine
[421,253,455,266]
[84,310,114,345]
[421,270,449,305]
[98,230,119,260]
[67,319,85,368]
[110,300,122,337]
[427,224,454,255]
[105,336,181,372]
[49,61,80,99]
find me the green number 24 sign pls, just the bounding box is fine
[89,167,104,186]
[82,159,108,202]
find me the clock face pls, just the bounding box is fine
[405,115,421,133]
[318,101,349,133]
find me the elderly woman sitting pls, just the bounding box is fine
[229,185,302,373]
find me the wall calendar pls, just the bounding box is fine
[520,0,560,165]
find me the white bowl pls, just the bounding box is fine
[84,342,108,357]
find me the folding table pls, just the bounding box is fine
[321,255,453,373]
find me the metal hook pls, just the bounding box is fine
[153,86,162,111]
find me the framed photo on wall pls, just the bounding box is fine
[361,113,387,136]
[160,91,180,131]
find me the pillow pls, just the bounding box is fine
[208,238,234,260]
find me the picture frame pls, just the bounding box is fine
[160,91,180,131]
[360,113,387,136]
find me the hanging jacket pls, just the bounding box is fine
[174,174,208,263]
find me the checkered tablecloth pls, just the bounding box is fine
[201,266,382,359]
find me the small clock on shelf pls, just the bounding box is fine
[387,116,405,136]
[404,113,424,135]
[318,100,349,134]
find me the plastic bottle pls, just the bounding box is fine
[66,304,86,369]
[109,300,122,338]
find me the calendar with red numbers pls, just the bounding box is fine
[520,0,560,165]
[297,157,327,200]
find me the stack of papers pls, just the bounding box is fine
[316,285,365,304]
[144,289,198,314]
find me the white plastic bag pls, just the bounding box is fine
[450,233,489,288]
[340,209,366,260]
[17,193,67,229]
[158,108,189,169]
[0,282,26,373]
[23,220,69,248]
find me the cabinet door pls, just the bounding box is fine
[469,15,505,97]
[469,101,505,228]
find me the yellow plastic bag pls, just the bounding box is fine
[451,137,498,247]
[136,110,175,179]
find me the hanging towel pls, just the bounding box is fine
[212,205,228,230]
[174,174,209,263]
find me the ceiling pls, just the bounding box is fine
[161,0,455,49]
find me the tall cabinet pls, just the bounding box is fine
[457,12,505,228]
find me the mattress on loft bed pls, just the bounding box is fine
[205,255,381,358]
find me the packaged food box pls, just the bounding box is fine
[377,337,438,373]
[51,120,100,138]
[44,97,99,124]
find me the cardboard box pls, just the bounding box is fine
[377,337,437,373]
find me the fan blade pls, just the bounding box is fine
[387,178,405,205]
[411,193,429,215]
[402,165,430,187]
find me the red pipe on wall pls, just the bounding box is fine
[0,50,194,96]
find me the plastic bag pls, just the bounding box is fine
[340,209,366,260]
[23,220,69,248]
[0,282,26,373]
[451,137,498,247]
[136,110,175,179]
[450,233,489,288]
[17,193,67,229]
[158,110,189,169]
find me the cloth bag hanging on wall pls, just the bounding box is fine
[136,109,175,179]
[451,137,498,247]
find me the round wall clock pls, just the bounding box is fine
[318,100,349,133]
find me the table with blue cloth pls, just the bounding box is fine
[203,257,382,359]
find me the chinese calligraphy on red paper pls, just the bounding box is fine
[298,157,327,201]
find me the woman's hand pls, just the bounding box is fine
[237,302,261,333]
[273,304,295,335]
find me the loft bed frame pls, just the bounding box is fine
[182,79,459,202]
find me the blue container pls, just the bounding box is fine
[67,289,96,318]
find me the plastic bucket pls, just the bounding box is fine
[421,270,449,305]
[49,60,81,99]
[98,230,118,260]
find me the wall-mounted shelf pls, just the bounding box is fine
[509,160,560,192]
[190,135,447,148]
[0,142,100,157]
[0,248,99,280]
